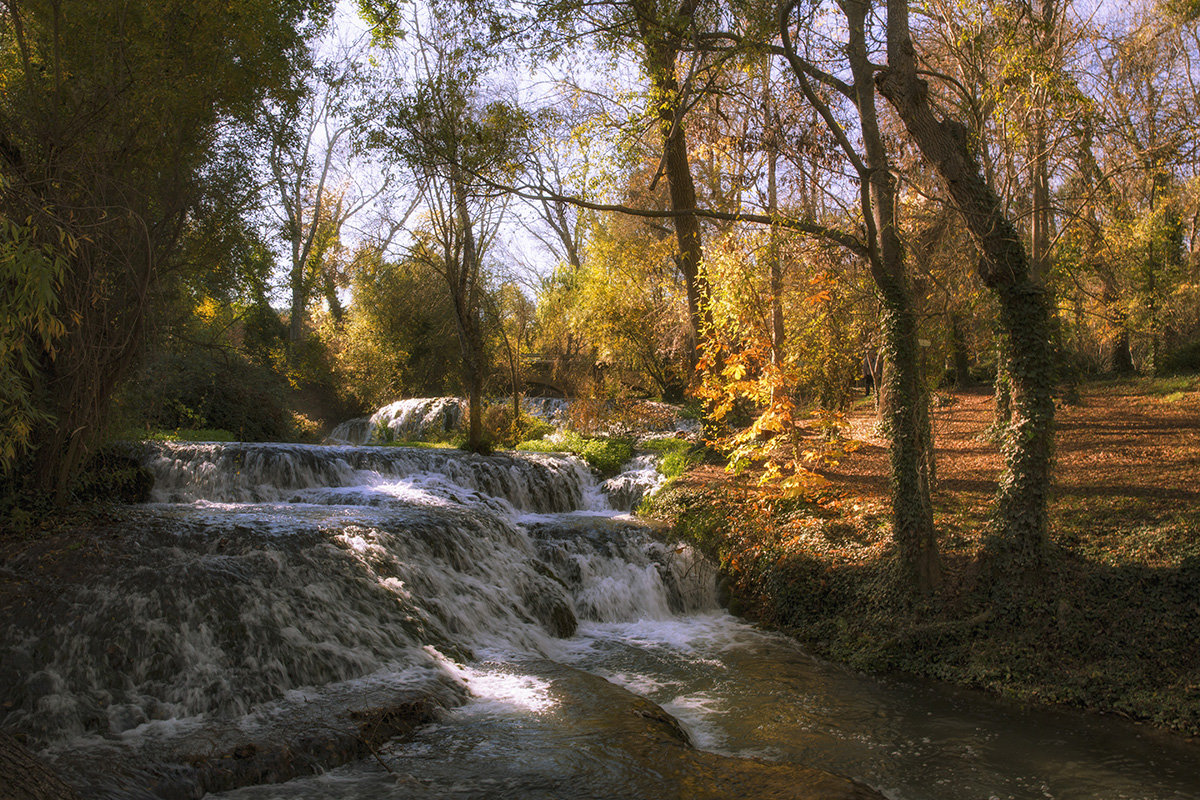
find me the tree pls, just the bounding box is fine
[879,0,1057,571]
[744,0,942,591]
[321,244,462,408]
[0,0,331,499]
[527,0,729,374]
[1078,4,1200,374]
[367,9,525,450]
[258,41,387,344]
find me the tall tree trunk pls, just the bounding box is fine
[766,110,787,406]
[452,177,487,453]
[289,246,307,343]
[879,2,1055,571]
[468,365,484,451]
[846,0,940,592]
[632,0,713,375]
[878,299,941,591]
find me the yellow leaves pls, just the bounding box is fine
[195,296,221,325]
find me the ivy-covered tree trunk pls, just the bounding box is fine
[992,338,1013,436]
[992,285,1055,564]
[879,298,941,591]
[879,2,1055,569]
[845,0,940,592]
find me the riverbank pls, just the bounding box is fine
[646,376,1200,737]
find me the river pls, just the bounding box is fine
[2,441,1197,799]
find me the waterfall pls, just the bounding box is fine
[140,441,597,513]
[5,444,1197,800]
[325,396,701,445]
[1,442,716,754]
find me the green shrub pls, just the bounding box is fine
[516,438,558,453]
[578,436,633,475]
[120,349,291,441]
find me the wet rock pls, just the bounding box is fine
[0,732,81,800]
[146,698,440,799]
[521,564,578,638]
[475,661,885,800]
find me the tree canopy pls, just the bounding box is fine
[3,0,1200,587]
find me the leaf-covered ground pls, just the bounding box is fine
[650,376,1200,736]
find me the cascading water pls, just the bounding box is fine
[2,440,1199,799]
[327,397,467,445]
[325,396,700,445]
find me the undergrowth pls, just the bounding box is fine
[645,479,1200,736]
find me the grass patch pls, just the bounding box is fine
[142,428,236,442]
[380,440,455,450]
[640,437,702,480]
[1089,373,1198,398]
[517,431,633,476]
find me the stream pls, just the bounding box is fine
[2,440,1198,799]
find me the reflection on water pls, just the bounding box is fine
[216,613,1200,800]
[558,615,1200,800]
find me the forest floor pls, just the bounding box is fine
[649,374,1200,737]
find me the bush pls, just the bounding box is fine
[1161,339,1200,373]
[289,412,325,444]
[578,435,634,475]
[73,446,153,504]
[119,349,291,441]
[481,404,553,449]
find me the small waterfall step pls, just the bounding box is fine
[140,441,595,514]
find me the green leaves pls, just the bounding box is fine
[0,218,67,472]
[0,0,335,495]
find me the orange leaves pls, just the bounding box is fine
[694,324,861,502]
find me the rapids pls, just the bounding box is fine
[2,440,1198,799]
